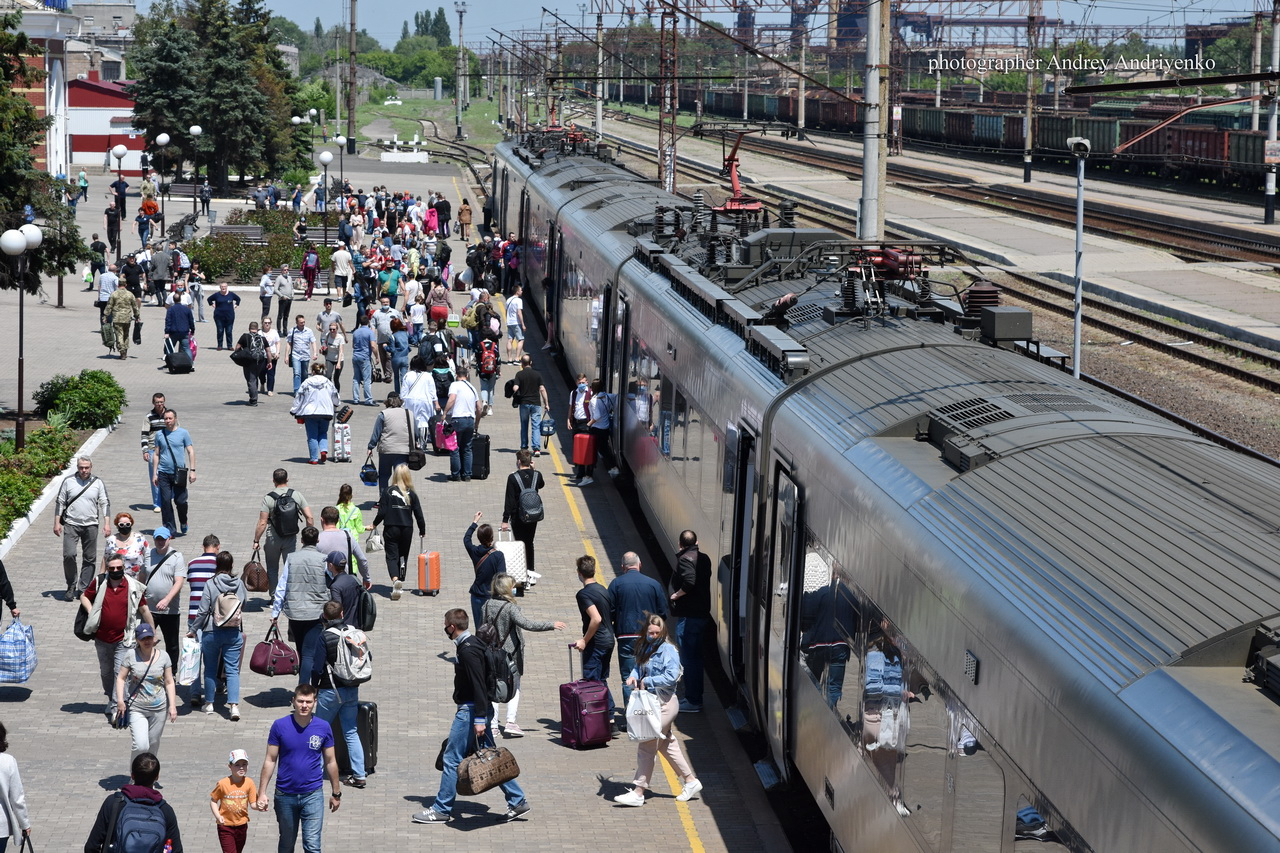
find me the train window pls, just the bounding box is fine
[667,388,688,464]
[898,653,946,850]
[770,473,798,644]
[950,719,1005,853]
[862,616,908,817]
[798,539,860,728]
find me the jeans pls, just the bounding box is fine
[273,788,324,853]
[582,639,616,716]
[191,284,206,321]
[676,616,708,706]
[304,416,332,462]
[352,358,372,404]
[289,618,323,686]
[518,404,543,450]
[292,358,310,394]
[144,453,161,509]
[202,627,244,705]
[277,297,293,329]
[805,644,851,709]
[317,686,366,778]
[470,593,488,631]
[449,417,476,478]
[265,358,278,393]
[260,295,272,320]
[242,364,261,403]
[61,523,98,593]
[138,227,150,248]
[479,374,496,408]
[166,333,188,362]
[391,357,409,395]
[95,639,130,701]
[214,314,234,348]
[157,470,189,532]
[375,452,409,495]
[616,636,639,709]
[431,705,525,816]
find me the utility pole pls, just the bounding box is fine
[334,28,341,133]
[797,31,806,141]
[455,2,466,139]
[347,0,357,152]
[859,0,882,240]
[1023,4,1038,183]
[1267,0,1280,224]
[1253,12,1264,132]
[875,0,888,233]
[596,8,604,142]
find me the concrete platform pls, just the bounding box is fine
[0,160,789,851]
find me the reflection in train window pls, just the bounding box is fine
[627,340,661,442]
[898,656,946,850]
[798,540,859,729]
[862,615,908,818]
[1012,794,1091,853]
[950,720,1005,853]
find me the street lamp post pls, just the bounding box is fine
[455,1,467,140]
[318,150,333,245]
[309,108,318,149]
[111,144,127,262]
[2,223,43,451]
[1067,136,1090,380]
[334,135,347,213]
[189,125,202,219]
[155,132,170,221]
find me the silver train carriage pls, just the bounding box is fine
[490,136,1280,853]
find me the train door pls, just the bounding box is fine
[721,423,756,683]
[760,464,802,774]
[608,290,628,396]
[498,167,510,234]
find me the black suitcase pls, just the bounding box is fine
[332,700,378,776]
[428,413,444,455]
[471,432,490,480]
[165,346,193,374]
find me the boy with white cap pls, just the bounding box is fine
[211,748,257,852]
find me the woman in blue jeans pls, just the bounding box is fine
[293,364,341,464]
[188,550,246,721]
[385,317,411,394]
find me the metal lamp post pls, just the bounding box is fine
[3,223,43,451]
[189,125,202,218]
[1067,137,1090,379]
[155,132,170,220]
[309,108,318,149]
[454,1,467,140]
[318,150,333,244]
[111,144,127,262]
[334,136,346,213]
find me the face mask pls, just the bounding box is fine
[443,627,452,639]
[116,524,132,535]
[108,569,125,581]
[578,383,588,392]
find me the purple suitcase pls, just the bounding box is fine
[560,645,612,749]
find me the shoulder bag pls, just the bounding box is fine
[457,728,520,796]
[111,652,155,730]
[243,548,269,593]
[249,624,300,677]
[405,409,426,471]
[58,476,99,524]
[159,430,188,487]
[72,573,107,642]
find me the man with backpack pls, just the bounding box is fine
[476,337,500,416]
[311,599,371,789]
[317,506,371,588]
[84,752,183,853]
[323,551,368,631]
[412,609,530,826]
[252,468,315,594]
[500,450,545,589]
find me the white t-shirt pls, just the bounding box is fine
[259,274,273,298]
[506,295,523,327]
[446,379,478,419]
[409,302,427,325]
[263,329,280,357]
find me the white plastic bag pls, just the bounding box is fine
[626,689,664,742]
[175,636,201,686]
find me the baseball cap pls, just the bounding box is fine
[134,623,155,640]
[154,526,172,540]
[326,550,348,567]
[324,298,333,305]
[228,749,249,764]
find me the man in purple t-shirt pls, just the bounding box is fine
[255,684,341,851]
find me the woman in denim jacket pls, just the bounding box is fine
[613,615,704,807]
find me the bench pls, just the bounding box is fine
[209,224,267,243]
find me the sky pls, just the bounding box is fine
[137,0,1271,51]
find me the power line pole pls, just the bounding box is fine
[596,8,604,142]
[1023,2,1039,183]
[455,2,466,139]
[859,0,882,240]
[1267,0,1279,224]
[347,0,357,152]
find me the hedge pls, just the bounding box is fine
[0,423,81,537]
[185,209,338,281]
[32,370,128,430]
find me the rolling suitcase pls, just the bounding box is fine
[560,645,612,749]
[494,529,526,586]
[417,548,441,596]
[332,423,352,462]
[332,700,379,776]
[165,346,194,374]
[428,414,445,454]
[471,432,491,480]
[573,433,597,467]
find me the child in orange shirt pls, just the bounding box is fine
[211,749,258,853]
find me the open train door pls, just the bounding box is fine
[720,422,755,685]
[760,463,802,780]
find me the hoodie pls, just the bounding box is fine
[83,784,183,853]
[189,572,247,633]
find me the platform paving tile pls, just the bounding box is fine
[0,161,784,851]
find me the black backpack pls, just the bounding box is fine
[516,471,544,524]
[271,488,300,538]
[432,367,454,402]
[473,618,517,704]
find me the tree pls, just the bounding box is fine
[271,16,307,47]
[394,35,437,57]
[235,0,308,177]
[431,6,451,47]
[401,21,410,42]
[414,10,429,36]
[191,0,268,186]
[0,12,86,290]
[1206,25,1264,76]
[314,16,323,39]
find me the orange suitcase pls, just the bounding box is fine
[418,549,441,596]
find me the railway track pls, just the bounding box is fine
[604,110,1280,267]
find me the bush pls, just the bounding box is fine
[0,422,80,536]
[281,168,314,190]
[33,369,128,429]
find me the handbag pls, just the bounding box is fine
[230,347,256,366]
[365,527,384,553]
[159,430,188,487]
[405,410,426,471]
[243,549,269,593]
[625,689,665,742]
[249,624,300,677]
[359,451,378,487]
[72,574,105,642]
[175,636,201,686]
[457,732,520,796]
[132,320,142,346]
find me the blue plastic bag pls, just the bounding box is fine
[0,618,37,683]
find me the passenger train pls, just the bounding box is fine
[488,129,1280,853]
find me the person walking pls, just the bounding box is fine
[566,373,592,483]
[301,243,320,300]
[207,281,241,351]
[317,506,371,588]
[610,552,667,714]
[189,550,246,721]
[293,364,341,464]
[199,180,212,217]
[104,200,122,257]
[612,615,703,807]
[114,623,177,763]
[505,282,526,361]
[445,364,483,482]
[252,468,314,595]
[321,552,362,628]
[85,754,183,853]
[151,409,196,536]
[183,534,221,709]
[481,574,565,737]
[573,555,617,723]
[500,450,544,586]
[163,289,196,363]
[77,168,89,201]
[53,457,110,601]
[270,527,329,686]
[583,378,620,484]
[105,278,140,359]
[140,393,167,514]
[350,314,376,405]
[258,264,274,321]
[331,242,353,300]
[671,530,713,713]
[385,318,411,394]
[320,320,345,391]
[335,485,365,541]
[233,321,268,406]
[284,313,317,396]
[254,685,341,852]
[188,261,208,323]
[81,556,155,712]
[462,511,504,628]
[103,512,150,579]
[369,464,424,600]
[97,263,120,325]
[144,526,187,655]
[365,394,415,495]
[210,749,257,853]
[456,199,472,243]
[261,316,280,397]
[275,264,296,329]
[311,599,368,789]
[510,355,549,456]
[0,722,31,850]
[411,609,531,826]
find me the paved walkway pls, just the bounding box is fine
[0,160,787,851]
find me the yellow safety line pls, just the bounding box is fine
[545,436,703,852]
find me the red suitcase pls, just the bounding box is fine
[560,645,612,749]
[573,433,597,467]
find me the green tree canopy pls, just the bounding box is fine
[430,7,451,47]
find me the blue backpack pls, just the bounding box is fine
[110,793,169,853]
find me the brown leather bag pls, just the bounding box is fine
[243,548,269,593]
[457,745,520,796]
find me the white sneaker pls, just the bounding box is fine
[391,578,403,600]
[527,571,542,580]
[608,467,620,478]
[579,477,595,486]
[202,703,214,715]
[484,404,493,416]
[613,788,645,807]
[676,779,703,802]
[229,704,241,721]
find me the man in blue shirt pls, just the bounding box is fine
[163,293,196,360]
[255,684,342,851]
[350,314,376,405]
[610,551,667,716]
[284,314,317,395]
[150,409,196,535]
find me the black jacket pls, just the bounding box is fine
[671,545,712,619]
[0,559,15,611]
[84,785,183,853]
[454,635,492,720]
[372,486,425,535]
[502,468,545,524]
